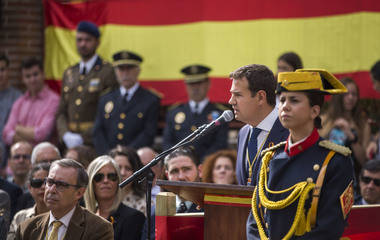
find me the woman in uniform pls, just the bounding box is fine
[248,69,354,240]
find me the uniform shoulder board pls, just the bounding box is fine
[319,140,352,156]
[168,102,182,111]
[214,103,229,111]
[261,141,286,156]
[147,87,163,99]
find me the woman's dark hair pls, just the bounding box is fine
[305,92,325,129]
[109,145,145,197]
[326,77,363,127]
[278,52,303,71]
[28,162,50,182]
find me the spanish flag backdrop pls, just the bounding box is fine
[43,0,380,105]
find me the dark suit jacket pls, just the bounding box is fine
[236,118,288,186]
[0,178,22,220]
[110,203,145,240]
[15,205,113,240]
[93,86,160,155]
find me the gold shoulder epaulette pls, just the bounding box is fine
[261,141,286,156]
[168,102,181,111]
[215,103,229,111]
[147,87,164,99]
[319,140,352,156]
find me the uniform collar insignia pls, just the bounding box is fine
[285,128,319,157]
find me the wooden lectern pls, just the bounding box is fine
[157,180,254,240]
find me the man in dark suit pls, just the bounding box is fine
[164,147,203,213]
[15,159,113,240]
[0,189,10,238]
[56,21,118,149]
[93,50,160,155]
[163,64,228,161]
[229,64,289,186]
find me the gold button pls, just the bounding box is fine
[77,86,83,92]
[137,112,143,118]
[104,113,109,119]
[120,113,126,119]
[117,133,123,140]
[191,125,197,132]
[118,123,124,129]
[313,164,320,171]
[175,124,181,130]
[64,86,69,92]
[307,177,313,183]
[265,222,269,229]
[267,167,270,172]
[80,75,85,80]
[75,99,81,106]
[297,145,303,151]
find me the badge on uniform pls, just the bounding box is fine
[89,78,100,92]
[340,181,354,219]
[208,111,220,122]
[175,112,186,124]
[105,101,114,115]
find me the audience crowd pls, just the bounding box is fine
[1,20,380,240]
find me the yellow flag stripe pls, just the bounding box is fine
[204,194,251,205]
[45,12,380,80]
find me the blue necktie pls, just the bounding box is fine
[248,127,262,164]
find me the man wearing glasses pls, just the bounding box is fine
[356,159,380,205]
[16,159,113,240]
[8,141,32,192]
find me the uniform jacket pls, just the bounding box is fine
[247,135,354,240]
[236,118,288,186]
[15,205,113,240]
[56,56,118,145]
[163,102,228,160]
[93,86,160,155]
[109,203,146,240]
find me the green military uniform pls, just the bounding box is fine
[56,56,118,146]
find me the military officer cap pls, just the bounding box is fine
[181,64,211,83]
[277,69,347,95]
[112,50,143,67]
[77,21,100,38]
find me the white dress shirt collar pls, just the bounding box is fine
[189,98,209,114]
[120,82,139,101]
[79,54,98,74]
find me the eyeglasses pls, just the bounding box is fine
[93,173,118,183]
[12,154,31,160]
[45,178,82,191]
[30,179,45,188]
[361,176,380,187]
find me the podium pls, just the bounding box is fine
[157,180,254,240]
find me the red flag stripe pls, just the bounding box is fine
[44,0,380,28]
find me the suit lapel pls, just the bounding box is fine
[122,86,142,112]
[34,213,50,240]
[64,206,85,240]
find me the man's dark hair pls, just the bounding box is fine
[51,159,89,187]
[229,64,276,106]
[0,53,10,67]
[361,160,380,176]
[278,52,303,70]
[370,60,380,82]
[21,57,43,71]
[164,147,200,169]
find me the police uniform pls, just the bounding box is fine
[56,22,118,146]
[162,65,228,160]
[247,69,354,239]
[93,51,160,155]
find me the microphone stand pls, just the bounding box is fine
[119,124,207,240]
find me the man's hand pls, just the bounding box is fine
[63,131,84,148]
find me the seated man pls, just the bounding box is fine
[2,57,59,146]
[31,142,61,165]
[356,159,380,205]
[16,159,113,240]
[7,142,33,192]
[164,147,202,213]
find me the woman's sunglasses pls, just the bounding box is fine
[93,173,118,183]
[30,179,45,188]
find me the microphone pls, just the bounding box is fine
[195,110,234,138]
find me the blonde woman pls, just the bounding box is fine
[84,156,145,240]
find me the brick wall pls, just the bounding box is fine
[0,0,44,90]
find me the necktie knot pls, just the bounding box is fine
[250,128,261,141]
[81,66,87,75]
[193,103,199,114]
[52,220,62,228]
[48,220,62,240]
[122,92,128,103]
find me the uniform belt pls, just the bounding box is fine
[68,122,94,132]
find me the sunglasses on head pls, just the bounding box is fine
[361,175,380,187]
[93,173,118,183]
[30,179,45,188]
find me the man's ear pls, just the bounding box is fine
[165,170,169,179]
[257,90,267,103]
[76,187,86,200]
